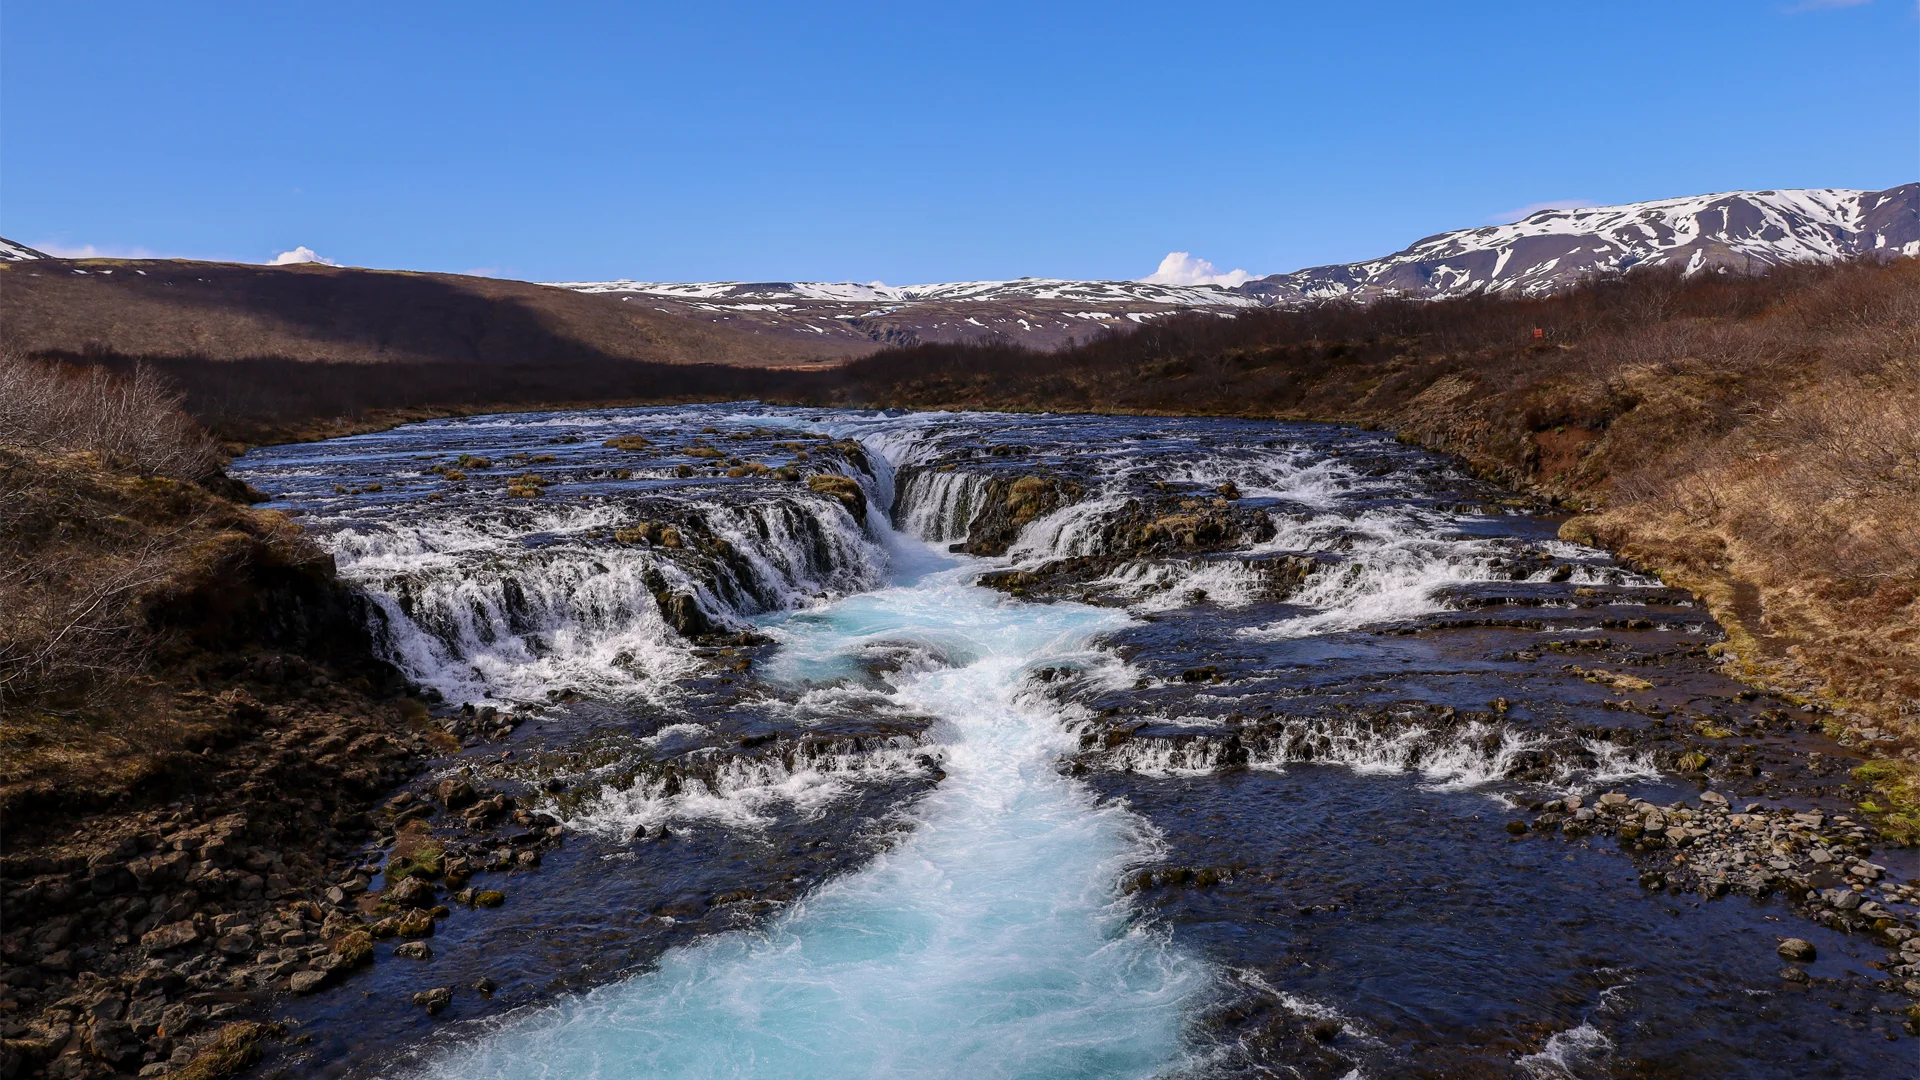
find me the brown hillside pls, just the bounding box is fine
[0,258,866,369]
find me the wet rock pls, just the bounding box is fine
[1780,966,1810,984]
[474,890,505,908]
[411,987,452,1015]
[436,777,477,810]
[385,877,436,910]
[288,969,329,995]
[392,910,435,938]
[393,941,433,961]
[1778,938,1817,962]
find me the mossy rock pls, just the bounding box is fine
[474,889,506,908]
[173,1021,272,1080]
[604,435,652,451]
[393,909,435,938]
[806,474,867,522]
[331,930,374,969]
[387,844,444,881]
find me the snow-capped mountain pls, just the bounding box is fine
[551,183,1914,348]
[1242,184,1919,303]
[555,276,1265,308]
[548,277,1262,350]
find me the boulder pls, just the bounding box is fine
[140,921,201,953]
[385,876,436,909]
[411,987,452,1015]
[436,777,477,810]
[1777,938,1817,962]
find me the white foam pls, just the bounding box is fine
[1102,717,1636,797]
[558,738,935,835]
[1517,1022,1612,1079]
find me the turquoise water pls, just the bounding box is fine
[421,544,1207,1079]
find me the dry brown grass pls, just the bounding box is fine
[0,355,231,706]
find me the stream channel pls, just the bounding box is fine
[232,405,1918,1078]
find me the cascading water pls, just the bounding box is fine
[426,567,1204,1079]
[236,405,1917,1079]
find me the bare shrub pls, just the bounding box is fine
[0,469,179,705]
[0,357,224,706]
[0,352,220,479]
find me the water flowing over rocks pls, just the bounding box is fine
[50,403,1896,1079]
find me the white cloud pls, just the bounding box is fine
[1487,199,1596,224]
[1140,251,1253,288]
[270,245,337,266]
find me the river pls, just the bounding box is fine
[233,405,1916,1078]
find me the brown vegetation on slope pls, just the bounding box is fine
[0,258,863,444]
[819,260,1920,836]
[0,259,855,370]
[0,357,444,1078]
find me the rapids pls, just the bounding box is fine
[233,404,1918,1078]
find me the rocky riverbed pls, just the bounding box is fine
[13,404,1914,1080]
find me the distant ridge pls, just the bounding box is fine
[551,184,1917,347]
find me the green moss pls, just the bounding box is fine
[386,843,444,881]
[1852,759,1920,845]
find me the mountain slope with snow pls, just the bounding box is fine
[0,237,49,262]
[1242,184,1918,303]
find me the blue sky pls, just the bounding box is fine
[2,1,1915,284]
